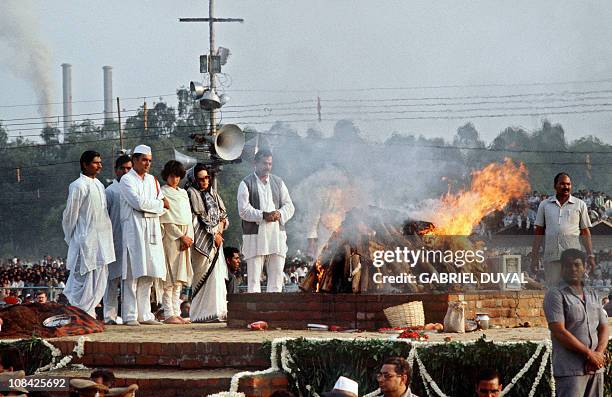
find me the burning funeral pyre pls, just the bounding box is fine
[300,159,538,293]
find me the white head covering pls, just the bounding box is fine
[327,376,358,397]
[133,144,152,155]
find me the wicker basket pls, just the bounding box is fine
[383,301,425,328]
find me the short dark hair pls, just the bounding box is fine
[80,150,101,172]
[553,172,571,185]
[254,148,273,162]
[560,248,586,266]
[161,160,186,181]
[224,246,240,260]
[90,368,115,383]
[382,356,411,383]
[193,163,212,180]
[114,154,132,169]
[131,152,144,160]
[476,368,501,384]
[269,391,296,397]
[36,290,46,297]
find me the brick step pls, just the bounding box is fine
[52,339,270,369]
[46,367,288,397]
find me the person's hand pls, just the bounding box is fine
[586,351,606,368]
[272,211,281,222]
[587,255,596,273]
[220,218,228,231]
[214,233,223,248]
[162,197,170,209]
[179,235,193,251]
[263,211,275,222]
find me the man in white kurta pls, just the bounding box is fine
[62,150,115,318]
[237,149,294,292]
[120,145,168,325]
[103,154,132,324]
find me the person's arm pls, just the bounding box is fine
[595,306,610,355]
[580,228,596,270]
[237,181,264,223]
[277,180,295,225]
[531,226,545,271]
[120,175,164,214]
[61,183,84,245]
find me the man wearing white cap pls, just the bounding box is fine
[322,376,359,397]
[62,150,115,318]
[119,144,168,325]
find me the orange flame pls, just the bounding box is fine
[431,158,530,235]
[315,261,325,292]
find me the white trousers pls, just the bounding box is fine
[103,277,120,322]
[64,264,108,319]
[162,281,182,318]
[247,254,285,293]
[121,265,155,322]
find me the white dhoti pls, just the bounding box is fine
[103,277,121,322]
[121,260,155,322]
[247,254,285,293]
[190,248,228,322]
[64,263,108,318]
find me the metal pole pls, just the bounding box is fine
[117,97,124,152]
[208,0,216,137]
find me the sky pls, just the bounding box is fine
[2,0,612,143]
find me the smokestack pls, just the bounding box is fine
[61,63,72,132]
[103,66,113,122]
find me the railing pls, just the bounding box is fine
[0,286,65,302]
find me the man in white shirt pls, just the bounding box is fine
[532,172,594,286]
[103,154,132,325]
[237,149,295,292]
[62,150,115,318]
[120,145,168,325]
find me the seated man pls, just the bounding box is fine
[475,368,503,397]
[90,368,115,388]
[36,290,48,304]
[322,376,358,397]
[376,357,419,397]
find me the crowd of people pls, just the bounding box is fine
[482,189,612,234]
[0,256,67,304]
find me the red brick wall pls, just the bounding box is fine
[227,292,546,330]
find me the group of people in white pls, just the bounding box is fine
[61,145,294,325]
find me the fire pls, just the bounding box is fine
[430,158,530,235]
[314,260,325,292]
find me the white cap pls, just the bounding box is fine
[133,144,152,155]
[333,376,358,397]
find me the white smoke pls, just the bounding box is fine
[0,0,55,120]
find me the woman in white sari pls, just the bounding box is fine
[185,163,228,322]
[159,160,193,324]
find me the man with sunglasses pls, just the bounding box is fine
[376,357,419,397]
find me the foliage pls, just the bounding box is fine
[0,338,52,375]
[262,337,612,397]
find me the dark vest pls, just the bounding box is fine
[241,173,285,235]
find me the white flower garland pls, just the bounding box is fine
[498,342,544,396]
[413,348,448,397]
[208,336,567,397]
[35,336,88,373]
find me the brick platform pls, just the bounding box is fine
[227,291,546,329]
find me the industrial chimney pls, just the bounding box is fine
[103,66,113,122]
[61,63,72,132]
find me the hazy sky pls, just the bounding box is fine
[2,0,612,143]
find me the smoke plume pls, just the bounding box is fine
[0,0,55,120]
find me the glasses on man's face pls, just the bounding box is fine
[376,372,400,380]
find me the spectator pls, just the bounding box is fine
[475,368,503,397]
[224,247,242,294]
[90,368,115,388]
[180,300,191,319]
[322,376,358,397]
[544,249,608,397]
[376,357,419,397]
[36,290,47,304]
